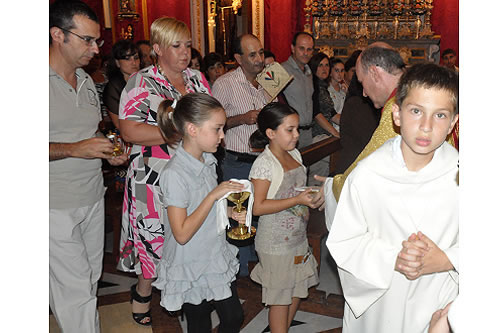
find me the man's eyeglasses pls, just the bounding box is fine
[57,26,104,47]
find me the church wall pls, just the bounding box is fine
[71,0,458,66]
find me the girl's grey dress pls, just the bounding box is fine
[154,144,239,312]
[250,165,319,305]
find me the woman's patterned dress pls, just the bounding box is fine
[117,65,211,279]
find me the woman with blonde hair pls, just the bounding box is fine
[117,17,211,326]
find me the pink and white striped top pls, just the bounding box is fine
[212,67,269,154]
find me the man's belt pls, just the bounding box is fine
[298,123,313,130]
[226,150,258,164]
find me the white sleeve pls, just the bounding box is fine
[249,155,272,182]
[444,242,459,283]
[326,175,399,318]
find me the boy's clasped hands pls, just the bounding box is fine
[395,231,454,280]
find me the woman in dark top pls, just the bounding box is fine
[332,72,381,175]
[308,52,340,184]
[103,40,140,129]
[309,52,340,139]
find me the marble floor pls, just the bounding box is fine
[50,232,345,332]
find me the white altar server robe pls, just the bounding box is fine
[326,136,459,333]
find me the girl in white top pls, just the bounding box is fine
[249,103,322,333]
[153,93,246,333]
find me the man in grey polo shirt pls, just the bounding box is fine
[282,32,315,148]
[49,1,126,332]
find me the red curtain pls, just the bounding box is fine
[80,0,191,55]
[432,0,459,66]
[146,0,192,30]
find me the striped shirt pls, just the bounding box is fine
[212,67,269,154]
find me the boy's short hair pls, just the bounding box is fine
[396,62,459,114]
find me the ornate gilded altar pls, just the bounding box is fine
[304,0,441,64]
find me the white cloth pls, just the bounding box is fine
[216,179,254,234]
[322,177,337,231]
[447,295,459,333]
[327,136,459,333]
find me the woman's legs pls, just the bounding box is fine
[132,274,153,324]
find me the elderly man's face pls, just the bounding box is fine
[356,59,385,109]
[237,36,264,77]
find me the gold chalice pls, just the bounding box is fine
[227,191,255,240]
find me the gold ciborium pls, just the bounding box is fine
[227,191,254,240]
[106,130,124,156]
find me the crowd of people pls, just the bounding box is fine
[49,1,459,332]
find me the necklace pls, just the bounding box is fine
[156,63,165,78]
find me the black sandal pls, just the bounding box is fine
[130,284,152,326]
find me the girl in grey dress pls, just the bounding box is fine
[249,103,321,332]
[154,93,246,333]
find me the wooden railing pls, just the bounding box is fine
[300,136,342,273]
[300,136,342,172]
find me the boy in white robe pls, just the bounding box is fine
[326,63,459,333]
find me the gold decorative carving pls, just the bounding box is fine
[398,46,411,64]
[252,0,264,44]
[305,0,435,41]
[141,0,149,40]
[232,0,243,14]
[255,0,261,36]
[207,0,217,53]
[196,1,202,52]
[118,0,139,20]
[304,0,312,33]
